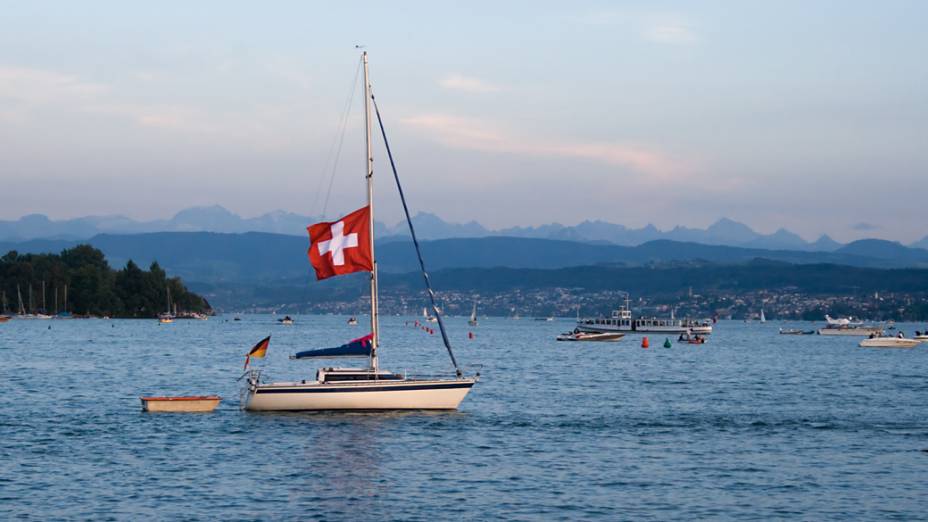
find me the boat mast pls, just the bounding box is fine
[363,51,380,371]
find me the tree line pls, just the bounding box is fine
[0,245,211,317]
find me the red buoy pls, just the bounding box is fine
[468,332,474,339]
[641,336,649,349]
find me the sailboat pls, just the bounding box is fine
[159,286,174,324]
[243,52,477,411]
[759,309,766,323]
[0,290,10,322]
[468,301,478,327]
[423,306,437,323]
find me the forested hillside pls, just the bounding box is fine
[0,245,211,318]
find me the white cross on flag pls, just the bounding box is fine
[307,206,373,280]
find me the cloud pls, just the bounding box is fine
[574,9,699,45]
[400,113,684,179]
[0,65,313,148]
[851,222,881,231]
[643,18,698,45]
[438,74,502,93]
[0,66,109,104]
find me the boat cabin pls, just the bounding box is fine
[316,367,405,383]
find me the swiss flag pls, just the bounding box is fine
[307,206,373,280]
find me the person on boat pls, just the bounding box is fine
[869,332,877,339]
[897,331,905,338]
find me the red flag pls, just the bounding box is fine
[307,206,373,280]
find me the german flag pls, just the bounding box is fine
[244,335,271,370]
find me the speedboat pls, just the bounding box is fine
[859,336,919,349]
[278,316,294,325]
[779,328,816,335]
[556,329,623,342]
[347,317,359,325]
[677,332,707,344]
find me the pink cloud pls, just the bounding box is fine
[401,113,685,179]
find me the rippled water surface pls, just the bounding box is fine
[1,316,926,520]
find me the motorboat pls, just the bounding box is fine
[818,325,882,336]
[779,328,816,335]
[677,331,707,344]
[818,316,881,336]
[859,336,919,349]
[347,317,359,325]
[278,315,294,325]
[556,329,623,342]
[243,52,477,411]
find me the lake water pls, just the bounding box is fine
[1,316,926,520]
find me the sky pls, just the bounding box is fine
[1,1,926,242]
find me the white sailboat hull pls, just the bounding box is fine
[244,379,476,411]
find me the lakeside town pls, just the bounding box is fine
[243,287,928,322]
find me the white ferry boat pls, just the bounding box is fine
[576,296,713,335]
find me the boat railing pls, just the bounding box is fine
[404,365,482,381]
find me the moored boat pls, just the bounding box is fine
[779,328,816,335]
[818,325,882,336]
[243,52,477,412]
[140,395,221,412]
[576,294,712,335]
[859,336,919,349]
[556,329,623,342]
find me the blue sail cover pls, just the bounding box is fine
[292,333,373,359]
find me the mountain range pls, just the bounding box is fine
[3,206,926,251]
[3,232,928,287]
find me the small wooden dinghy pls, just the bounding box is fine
[140,395,221,412]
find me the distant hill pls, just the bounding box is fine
[4,232,928,288]
[836,239,928,264]
[8,206,923,251]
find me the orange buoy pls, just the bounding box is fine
[641,336,649,349]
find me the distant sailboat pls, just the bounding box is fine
[17,285,26,316]
[0,290,9,321]
[760,309,766,323]
[159,286,174,323]
[468,301,478,327]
